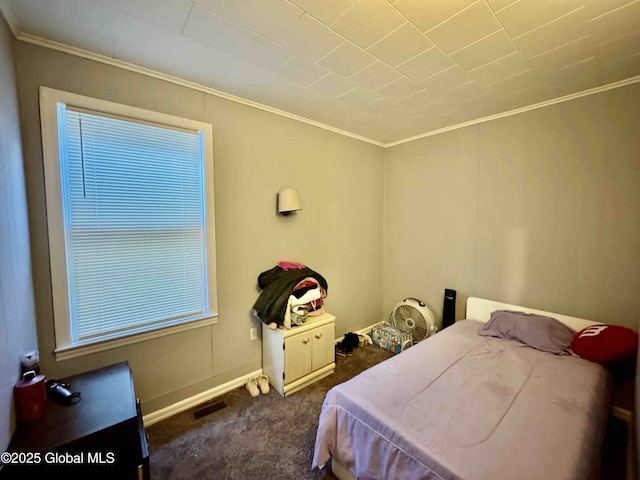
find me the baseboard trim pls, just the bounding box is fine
[334,321,382,345]
[143,324,385,426]
[142,368,262,427]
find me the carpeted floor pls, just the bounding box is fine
[147,344,628,480]
[147,344,392,480]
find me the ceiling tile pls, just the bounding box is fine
[336,86,381,107]
[182,5,293,72]
[280,14,345,62]
[7,0,115,58]
[352,122,393,142]
[450,29,516,71]
[415,99,458,117]
[395,47,454,81]
[113,29,213,86]
[330,0,405,49]
[367,22,434,67]
[247,80,319,112]
[249,71,319,107]
[349,61,403,91]
[468,51,530,85]
[379,108,422,127]
[451,96,501,117]
[194,0,304,44]
[334,107,373,129]
[309,72,358,97]
[277,56,330,86]
[200,48,267,93]
[318,41,377,77]
[362,97,403,116]
[550,75,601,98]
[187,7,337,64]
[542,58,600,94]
[426,1,502,54]
[298,94,346,119]
[206,58,275,98]
[493,85,554,111]
[526,36,594,73]
[482,69,538,97]
[419,66,471,94]
[375,76,424,101]
[418,108,464,130]
[445,108,485,125]
[392,0,476,33]
[397,90,444,109]
[347,121,386,139]
[99,0,194,33]
[594,29,640,63]
[589,0,640,44]
[288,0,357,25]
[585,0,638,20]
[496,0,584,38]
[440,81,485,103]
[597,50,640,84]
[513,7,589,59]
[485,0,518,12]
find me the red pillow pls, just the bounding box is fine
[571,324,638,364]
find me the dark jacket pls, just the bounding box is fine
[253,266,328,326]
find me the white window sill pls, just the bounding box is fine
[54,315,218,361]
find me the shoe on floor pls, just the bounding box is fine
[246,377,259,397]
[257,375,270,394]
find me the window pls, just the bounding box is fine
[40,87,217,360]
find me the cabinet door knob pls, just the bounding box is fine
[302,338,310,344]
[314,333,322,339]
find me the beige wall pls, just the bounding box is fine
[0,19,38,450]
[384,83,640,329]
[14,41,384,414]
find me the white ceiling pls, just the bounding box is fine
[2,0,640,144]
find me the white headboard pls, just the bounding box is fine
[466,297,603,332]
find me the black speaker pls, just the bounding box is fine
[442,289,456,329]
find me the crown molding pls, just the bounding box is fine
[15,33,386,148]
[385,74,640,148]
[12,33,640,150]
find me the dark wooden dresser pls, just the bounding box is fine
[2,361,149,479]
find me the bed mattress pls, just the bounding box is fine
[312,320,611,480]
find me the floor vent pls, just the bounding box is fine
[192,400,228,420]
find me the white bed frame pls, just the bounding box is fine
[465,296,601,331]
[329,296,604,480]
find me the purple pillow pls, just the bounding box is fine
[477,310,576,355]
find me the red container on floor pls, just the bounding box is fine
[14,374,47,423]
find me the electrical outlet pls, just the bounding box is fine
[249,327,257,341]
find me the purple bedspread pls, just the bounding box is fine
[312,320,611,480]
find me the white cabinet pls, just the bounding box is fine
[262,312,335,396]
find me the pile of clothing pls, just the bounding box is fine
[253,262,328,329]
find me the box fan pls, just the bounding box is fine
[391,298,440,343]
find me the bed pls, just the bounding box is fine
[312,297,612,480]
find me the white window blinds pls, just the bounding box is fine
[58,105,209,344]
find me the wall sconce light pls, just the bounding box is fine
[277,188,301,216]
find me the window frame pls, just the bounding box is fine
[40,86,218,361]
